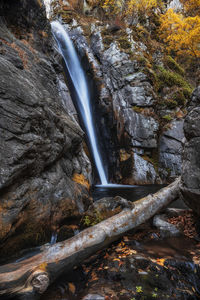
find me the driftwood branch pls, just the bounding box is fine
[0,178,180,299]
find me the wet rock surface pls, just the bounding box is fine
[181,87,200,215]
[0,0,91,258]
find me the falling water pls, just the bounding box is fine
[51,21,108,185]
[50,232,58,245]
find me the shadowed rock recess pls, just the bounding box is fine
[0,0,91,258]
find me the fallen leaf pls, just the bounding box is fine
[156,258,165,266]
[68,282,75,294]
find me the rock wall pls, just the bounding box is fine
[181,87,200,215]
[0,0,91,258]
[48,1,188,185]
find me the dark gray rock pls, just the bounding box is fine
[181,87,200,215]
[88,196,133,213]
[0,0,91,257]
[153,214,181,238]
[123,109,159,148]
[159,120,184,178]
[130,152,158,184]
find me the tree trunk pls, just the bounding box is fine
[0,178,180,300]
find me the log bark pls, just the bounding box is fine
[0,178,180,300]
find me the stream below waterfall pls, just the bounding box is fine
[41,234,200,300]
[92,184,166,202]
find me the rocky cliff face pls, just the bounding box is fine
[0,0,91,258]
[181,87,200,215]
[48,1,190,185]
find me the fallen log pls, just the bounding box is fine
[0,178,180,300]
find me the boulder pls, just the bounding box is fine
[129,153,158,184]
[181,87,200,215]
[0,0,91,258]
[153,214,181,238]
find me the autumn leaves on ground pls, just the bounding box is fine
[42,211,200,300]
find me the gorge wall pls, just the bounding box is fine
[48,0,191,185]
[0,0,91,258]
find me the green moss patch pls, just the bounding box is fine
[157,66,191,89]
[164,56,185,76]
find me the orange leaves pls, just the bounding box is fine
[68,282,76,294]
[167,211,197,239]
[90,271,99,281]
[156,258,166,266]
[72,173,90,189]
[159,8,200,57]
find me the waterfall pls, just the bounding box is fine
[51,21,108,185]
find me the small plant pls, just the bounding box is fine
[83,215,91,227]
[162,114,173,121]
[152,292,158,298]
[83,209,103,227]
[91,209,103,225]
[132,106,143,113]
[136,286,143,293]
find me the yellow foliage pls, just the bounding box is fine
[159,8,200,57]
[126,0,158,15]
[72,173,90,189]
[102,0,160,16]
[102,0,124,15]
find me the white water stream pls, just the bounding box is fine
[51,21,108,185]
